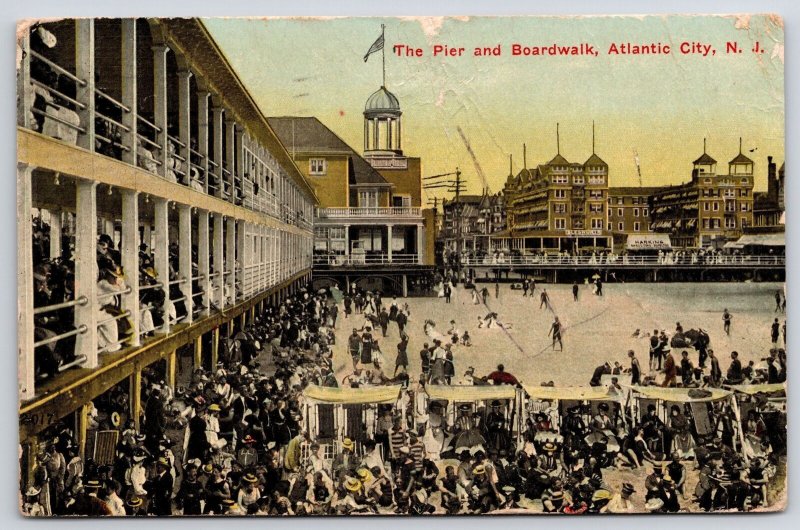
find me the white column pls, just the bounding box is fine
[225,119,236,202]
[197,92,210,193]
[17,31,32,128]
[152,45,169,177]
[75,19,95,151]
[142,223,152,251]
[177,70,192,182]
[18,163,35,401]
[417,223,425,265]
[49,209,62,259]
[387,224,393,262]
[197,210,210,316]
[74,180,99,368]
[120,18,137,165]
[235,128,245,204]
[153,198,170,332]
[236,220,246,298]
[211,106,224,198]
[212,214,224,308]
[121,190,140,346]
[178,205,193,324]
[226,217,236,304]
[343,224,350,257]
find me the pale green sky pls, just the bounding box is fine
[204,15,784,198]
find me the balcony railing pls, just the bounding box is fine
[365,156,409,170]
[316,207,421,219]
[454,253,785,268]
[313,253,420,266]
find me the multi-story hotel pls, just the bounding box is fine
[649,141,755,248]
[18,18,316,478]
[502,141,611,253]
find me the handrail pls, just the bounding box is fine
[33,296,89,315]
[97,310,131,327]
[30,51,87,86]
[139,282,164,292]
[94,88,131,113]
[31,108,85,133]
[34,325,88,349]
[30,79,87,110]
[97,286,132,301]
[136,114,162,133]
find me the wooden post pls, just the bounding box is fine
[75,180,99,368]
[130,368,142,431]
[197,211,211,316]
[211,327,220,368]
[17,163,35,401]
[153,198,170,332]
[178,205,193,323]
[78,402,92,461]
[121,190,141,346]
[120,18,137,165]
[177,70,193,180]
[75,19,95,151]
[213,214,225,308]
[152,44,169,176]
[167,349,177,389]
[197,92,210,193]
[194,336,202,369]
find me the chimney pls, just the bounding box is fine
[767,155,777,202]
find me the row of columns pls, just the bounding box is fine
[19,19,313,229]
[18,163,313,401]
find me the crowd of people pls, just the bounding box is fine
[23,274,786,517]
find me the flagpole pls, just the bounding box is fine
[381,24,386,87]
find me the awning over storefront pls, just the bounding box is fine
[426,385,517,402]
[735,233,786,247]
[303,385,402,405]
[625,233,672,250]
[723,240,744,249]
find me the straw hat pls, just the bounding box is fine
[208,403,221,413]
[126,496,143,508]
[344,477,362,492]
[472,464,486,476]
[356,468,372,482]
[243,473,258,484]
[645,498,664,511]
[341,438,355,451]
[542,442,558,452]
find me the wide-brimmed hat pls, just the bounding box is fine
[491,400,502,407]
[243,473,258,484]
[208,403,221,412]
[126,496,143,508]
[25,486,41,497]
[344,477,361,492]
[341,438,355,451]
[542,442,558,452]
[472,464,486,476]
[202,463,214,474]
[645,498,664,511]
[356,468,372,482]
[622,483,636,495]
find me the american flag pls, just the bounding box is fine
[363,31,385,62]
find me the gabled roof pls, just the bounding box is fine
[693,152,717,165]
[268,116,390,187]
[729,152,754,165]
[547,153,570,166]
[584,153,608,167]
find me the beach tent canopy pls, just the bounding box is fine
[522,385,616,401]
[303,384,402,405]
[628,386,731,403]
[625,234,672,250]
[426,384,517,402]
[728,383,786,396]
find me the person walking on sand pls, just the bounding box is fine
[548,316,563,351]
[572,282,579,302]
[775,290,783,313]
[722,309,732,336]
[495,281,500,299]
[540,289,550,309]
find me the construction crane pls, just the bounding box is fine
[456,126,491,194]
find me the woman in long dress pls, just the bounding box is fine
[668,405,695,459]
[452,405,486,455]
[423,404,447,460]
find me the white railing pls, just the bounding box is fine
[316,207,421,218]
[453,253,785,267]
[313,253,420,266]
[365,156,408,169]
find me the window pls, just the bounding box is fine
[617,208,623,217]
[358,190,378,207]
[633,208,640,217]
[573,176,585,185]
[724,189,735,198]
[703,219,710,229]
[554,203,566,214]
[589,203,602,213]
[741,217,748,228]
[712,218,721,229]
[607,222,612,231]
[741,178,749,184]
[589,190,603,199]
[740,203,748,212]
[643,208,649,217]
[392,195,411,207]
[588,175,605,185]
[591,218,604,229]
[712,202,719,211]
[703,202,710,211]
[725,217,736,229]
[740,189,749,197]
[309,158,327,175]
[554,218,566,229]
[552,175,568,184]
[632,197,639,205]
[617,198,624,205]
[554,189,567,199]
[618,222,624,231]
[633,221,641,232]
[704,178,712,184]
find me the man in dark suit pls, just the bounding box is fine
[148,457,174,516]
